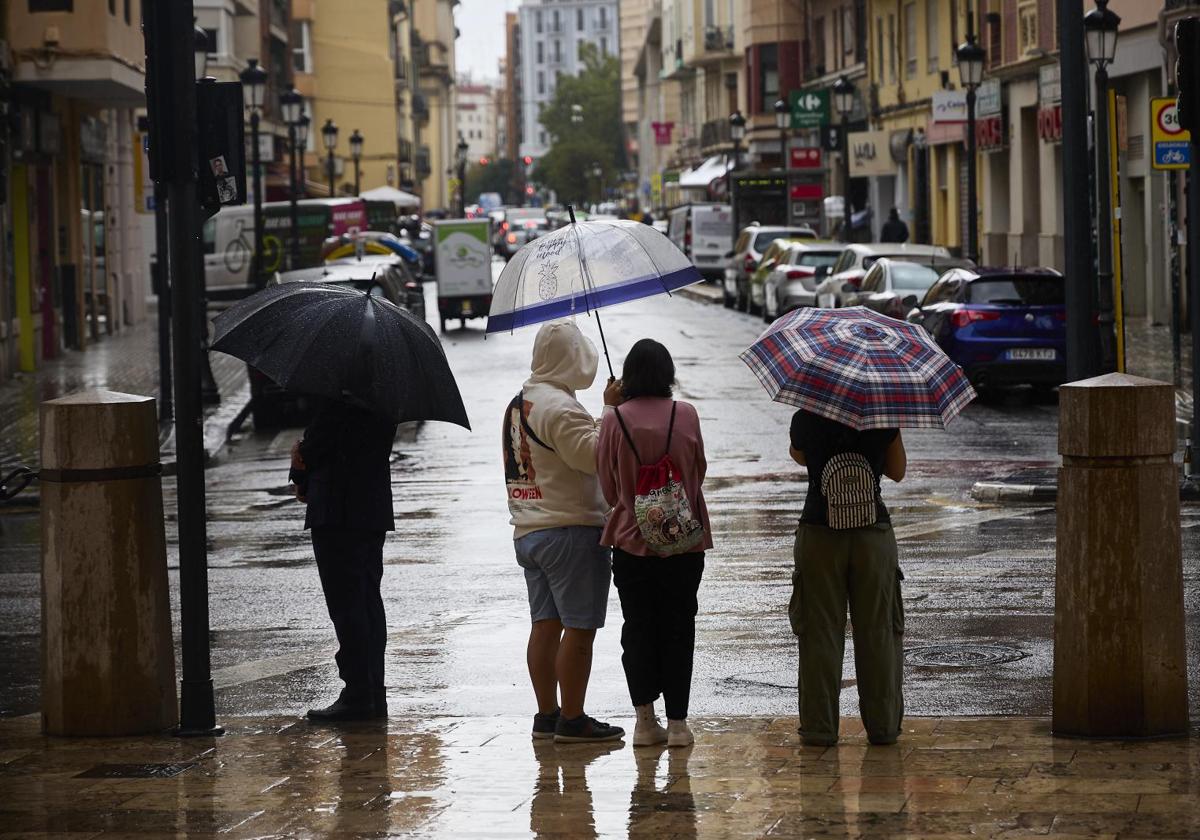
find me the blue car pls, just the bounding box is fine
[908,267,1066,389]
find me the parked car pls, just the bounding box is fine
[761,243,846,322]
[813,243,955,308]
[667,203,733,281]
[250,256,426,428]
[724,223,817,311]
[908,267,1066,389]
[842,257,974,319]
[498,208,548,257]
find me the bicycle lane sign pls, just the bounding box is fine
[1151,97,1191,170]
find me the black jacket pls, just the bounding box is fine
[292,400,398,531]
[880,218,909,243]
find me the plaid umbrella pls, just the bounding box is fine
[739,306,976,430]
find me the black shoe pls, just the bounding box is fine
[554,714,625,743]
[532,708,560,740]
[373,689,388,718]
[306,691,379,722]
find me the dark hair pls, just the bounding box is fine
[621,339,675,399]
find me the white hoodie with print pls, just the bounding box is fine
[507,320,610,539]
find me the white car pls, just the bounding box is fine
[761,243,845,322]
[814,243,954,308]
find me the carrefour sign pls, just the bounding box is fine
[790,90,830,129]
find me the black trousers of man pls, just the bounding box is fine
[311,527,387,700]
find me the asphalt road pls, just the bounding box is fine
[1,278,1197,723]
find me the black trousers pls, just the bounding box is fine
[311,527,387,698]
[612,549,705,720]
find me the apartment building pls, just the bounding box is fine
[392,1,417,191]
[412,0,458,210]
[456,82,498,161]
[631,1,683,210]
[517,0,620,161]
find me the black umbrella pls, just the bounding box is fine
[211,282,470,429]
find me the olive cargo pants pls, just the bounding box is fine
[789,522,905,745]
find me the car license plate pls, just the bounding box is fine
[460,301,473,315]
[1007,348,1056,361]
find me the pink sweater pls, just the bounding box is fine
[597,397,713,556]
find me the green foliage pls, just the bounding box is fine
[532,43,626,204]
[465,157,516,205]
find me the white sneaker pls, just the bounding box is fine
[632,703,668,746]
[667,719,694,748]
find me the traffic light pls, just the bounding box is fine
[1176,18,1200,138]
[523,155,533,166]
[479,156,490,166]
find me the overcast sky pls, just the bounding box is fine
[455,0,523,84]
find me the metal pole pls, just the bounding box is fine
[1093,64,1117,373]
[353,158,360,195]
[327,149,335,197]
[1170,170,1182,387]
[730,140,741,248]
[288,124,300,270]
[1060,0,1097,381]
[842,114,851,243]
[153,181,173,423]
[250,110,264,288]
[966,88,978,262]
[458,156,466,216]
[1189,154,1200,475]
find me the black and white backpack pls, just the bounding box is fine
[820,451,877,530]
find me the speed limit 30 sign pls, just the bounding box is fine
[1151,97,1191,170]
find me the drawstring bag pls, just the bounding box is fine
[613,403,705,556]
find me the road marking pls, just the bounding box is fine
[211,648,336,689]
[892,506,1047,542]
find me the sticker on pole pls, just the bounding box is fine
[1151,97,1191,170]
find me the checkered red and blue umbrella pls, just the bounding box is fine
[739,307,976,430]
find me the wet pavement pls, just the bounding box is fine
[1,712,1198,838]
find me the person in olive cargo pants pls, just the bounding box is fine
[787,410,907,747]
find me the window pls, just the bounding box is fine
[759,43,779,112]
[28,0,72,9]
[552,10,560,32]
[1018,0,1038,55]
[577,8,584,30]
[539,130,547,146]
[536,41,543,63]
[535,11,543,33]
[554,40,561,62]
[987,4,1002,68]
[926,0,939,73]
[537,71,544,94]
[888,14,896,82]
[950,0,959,64]
[705,0,715,27]
[904,3,917,78]
[841,5,855,58]
[875,17,884,83]
[599,7,608,29]
[599,36,608,56]
[200,27,218,56]
[814,16,826,74]
[292,20,312,73]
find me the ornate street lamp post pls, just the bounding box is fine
[774,98,789,169]
[456,134,469,217]
[321,118,338,197]
[349,129,364,195]
[832,75,855,242]
[1085,0,1121,373]
[281,88,305,269]
[956,28,986,262]
[728,109,746,244]
[238,58,268,287]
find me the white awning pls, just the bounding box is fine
[361,186,422,208]
[678,155,732,188]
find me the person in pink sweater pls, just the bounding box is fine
[597,339,712,747]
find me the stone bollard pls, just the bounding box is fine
[40,390,177,736]
[1054,373,1188,738]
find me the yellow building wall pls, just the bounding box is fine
[7,0,144,71]
[308,0,398,194]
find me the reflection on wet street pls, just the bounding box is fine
[1,713,1198,837]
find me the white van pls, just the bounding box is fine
[667,203,732,280]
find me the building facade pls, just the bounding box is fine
[413,0,458,211]
[517,0,620,161]
[456,82,498,162]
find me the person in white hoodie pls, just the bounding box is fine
[502,320,625,743]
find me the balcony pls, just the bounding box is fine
[700,119,731,150]
[416,146,431,177]
[703,25,734,53]
[398,138,413,164]
[412,93,429,120]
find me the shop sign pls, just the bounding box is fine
[1038,64,1061,106]
[1038,105,1062,142]
[976,79,1002,118]
[651,121,674,145]
[976,116,1005,151]
[789,89,830,129]
[789,182,823,201]
[789,147,822,169]
[847,130,893,177]
[1150,97,1191,170]
[926,120,964,145]
[932,90,968,124]
[820,124,843,152]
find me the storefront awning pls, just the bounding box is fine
[678,155,732,188]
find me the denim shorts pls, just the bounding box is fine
[514,526,612,629]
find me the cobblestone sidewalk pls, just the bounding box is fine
[0,714,1196,837]
[0,311,247,474]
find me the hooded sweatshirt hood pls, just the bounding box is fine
[528,320,599,394]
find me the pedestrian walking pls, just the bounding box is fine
[290,399,399,722]
[788,412,906,745]
[503,319,625,744]
[597,339,711,748]
[880,208,909,243]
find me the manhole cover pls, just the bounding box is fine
[904,643,1027,668]
[75,762,196,779]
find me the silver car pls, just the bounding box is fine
[813,243,955,308]
[761,243,845,322]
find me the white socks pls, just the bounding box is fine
[632,704,668,746]
[667,718,694,747]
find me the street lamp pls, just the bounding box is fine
[349,129,364,195]
[832,75,855,242]
[729,110,746,245]
[912,128,930,244]
[281,88,305,269]
[774,98,790,169]
[1085,0,1121,373]
[456,134,469,217]
[956,31,986,263]
[239,58,268,287]
[321,118,339,196]
[193,24,209,79]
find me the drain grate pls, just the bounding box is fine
[904,643,1028,668]
[75,762,196,779]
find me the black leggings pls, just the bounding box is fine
[611,549,705,720]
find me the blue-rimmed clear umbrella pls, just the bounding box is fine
[486,206,703,376]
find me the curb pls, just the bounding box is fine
[677,284,724,305]
[970,482,1057,504]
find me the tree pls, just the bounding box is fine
[465,158,516,205]
[532,43,625,205]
